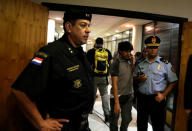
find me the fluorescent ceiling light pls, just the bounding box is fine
[55,17,62,20]
[114,34,121,37]
[125,31,129,34]
[112,37,116,40]
[125,24,132,28]
[146,26,153,31]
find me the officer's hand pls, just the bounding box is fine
[138,74,147,82]
[114,102,120,116]
[185,109,192,117]
[155,92,165,103]
[40,118,69,131]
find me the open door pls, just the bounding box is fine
[0,0,48,130]
[175,22,192,131]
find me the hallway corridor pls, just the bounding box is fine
[88,85,153,131]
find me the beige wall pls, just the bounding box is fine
[86,43,94,52]
[30,0,192,20]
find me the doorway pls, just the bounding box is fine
[42,3,188,131]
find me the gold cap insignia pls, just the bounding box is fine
[74,79,82,88]
[152,37,156,44]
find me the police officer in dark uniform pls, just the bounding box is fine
[133,36,178,131]
[11,9,94,131]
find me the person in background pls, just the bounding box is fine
[87,37,112,122]
[11,9,94,131]
[184,55,192,131]
[110,41,134,131]
[112,50,119,62]
[134,51,142,66]
[134,36,178,131]
[133,47,148,104]
[135,47,148,67]
[141,47,148,61]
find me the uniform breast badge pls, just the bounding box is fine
[74,79,82,88]
[157,64,161,71]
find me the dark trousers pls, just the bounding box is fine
[110,95,133,131]
[137,92,166,131]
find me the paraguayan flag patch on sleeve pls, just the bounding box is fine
[31,57,44,66]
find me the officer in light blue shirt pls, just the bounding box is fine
[133,36,178,131]
[134,56,177,95]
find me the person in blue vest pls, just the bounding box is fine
[133,36,178,131]
[11,9,94,131]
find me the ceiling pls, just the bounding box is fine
[48,11,151,41]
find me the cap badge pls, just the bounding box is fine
[152,37,156,44]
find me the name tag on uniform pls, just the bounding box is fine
[66,65,80,72]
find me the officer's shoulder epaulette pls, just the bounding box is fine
[160,57,169,64]
[139,58,146,63]
[35,51,48,59]
[38,43,58,57]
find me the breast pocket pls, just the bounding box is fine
[152,70,165,81]
[65,66,83,89]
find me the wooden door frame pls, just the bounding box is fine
[42,2,188,131]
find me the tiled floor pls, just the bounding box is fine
[88,85,153,131]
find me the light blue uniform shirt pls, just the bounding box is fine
[133,56,178,95]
